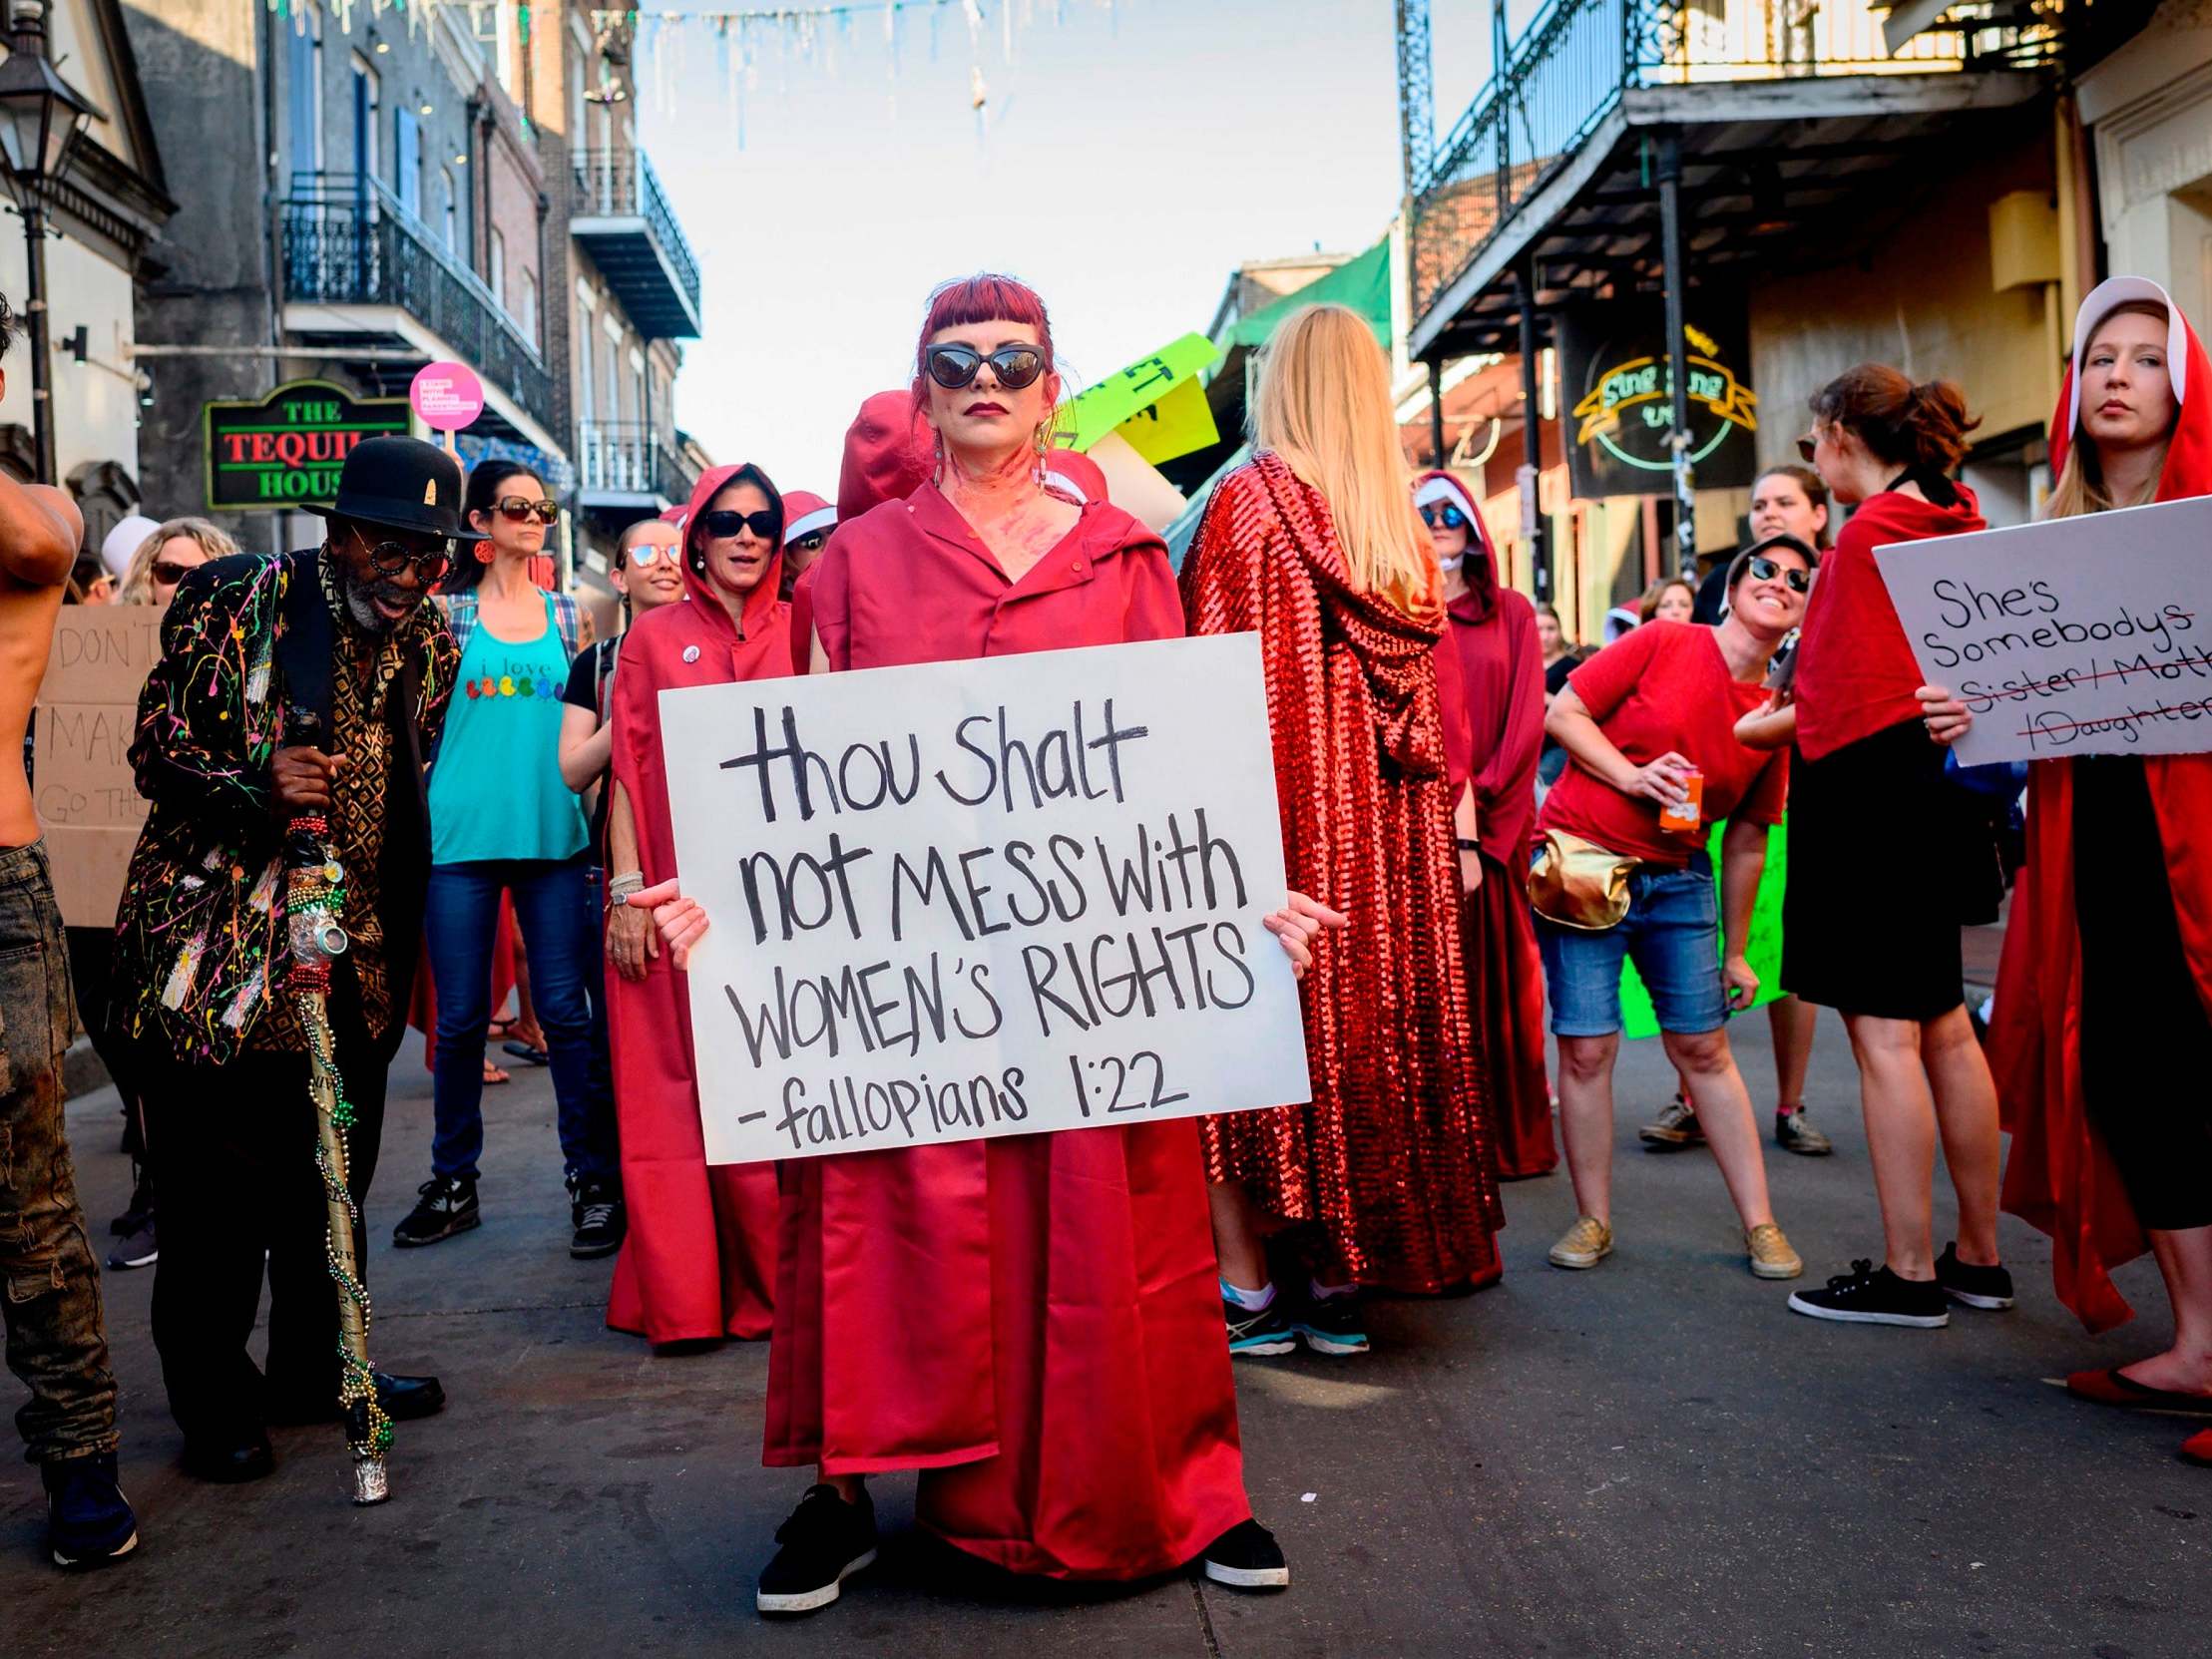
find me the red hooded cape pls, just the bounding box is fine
[1992,281,2212,1332]
[764,476,1248,1580]
[1184,453,1505,1290]
[1419,469,1555,1178]
[604,463,794,1344]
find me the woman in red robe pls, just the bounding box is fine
[1989,277,2212,1465]
[637,276,1320,1612]
[601,462,792,1345]
[1185,304,1504,1363]
[1417,468,1555,1179]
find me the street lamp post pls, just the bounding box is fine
[0,1,102,485]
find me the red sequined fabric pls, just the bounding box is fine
[1182,454,1503,1293]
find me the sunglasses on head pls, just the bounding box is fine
[925,343,1048,392]
[1420,502,1469,532]
[151,560,199,586]
[360,533,453,583]
[701,508,780,542]
[1743,555,1811,594]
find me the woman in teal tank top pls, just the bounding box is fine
[394,460,623,1260]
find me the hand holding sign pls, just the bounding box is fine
[1878,495,2212,765]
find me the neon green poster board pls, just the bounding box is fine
[1618,818,1790,1039]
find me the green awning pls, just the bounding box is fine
[1213,238,1392,356]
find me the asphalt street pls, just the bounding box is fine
[6,1012,2205,1658]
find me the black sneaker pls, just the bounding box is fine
[1936,1242,2015,1310]
[43,1452,139,1569]
[569,1176,627,1259]
[1788,1259,1950,1328]
[1201,1518,1289,1589]
[105,1213,157,1271]
[755,1484,878,1615]
[108,1167,154,1236]
[392,1175,480,1248]
[1775,1108,1834,1156]
[1290,1291,1369,1357]
[1223,1290,1297,1357]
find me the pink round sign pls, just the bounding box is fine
[410,361,484,432]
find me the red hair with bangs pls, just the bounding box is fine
[912,274,1056,405]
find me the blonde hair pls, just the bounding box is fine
[2046,299,2177,522]
[1251,303,1434,614]
[120,517,239,604]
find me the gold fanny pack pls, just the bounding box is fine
[1527,828,1643,931]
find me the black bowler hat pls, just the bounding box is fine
[306,435,480,541]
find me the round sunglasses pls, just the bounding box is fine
[700,508,780,542]
[1420,502,1469,531]
[925,343,1047,392]
[1743,554,1811,594]
[360,534,453,583]
[618,543,676,568]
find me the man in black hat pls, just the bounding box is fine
[112,435,465,1480]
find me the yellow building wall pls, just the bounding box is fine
[1749,142,2060,459]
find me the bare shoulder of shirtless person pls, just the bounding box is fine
[0,474,89,847]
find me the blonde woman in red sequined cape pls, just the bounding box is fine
[1185,303,1505,1330]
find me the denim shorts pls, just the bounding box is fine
[1533,849,1727,1037]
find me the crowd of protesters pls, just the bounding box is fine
[0,271,2205,1599]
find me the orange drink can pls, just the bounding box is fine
[1659,769,1704,836]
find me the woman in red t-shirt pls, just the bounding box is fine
[1749,365,2011,1332]
[1533,542,1814,1282]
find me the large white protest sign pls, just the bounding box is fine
[660,633,1313,1165]
[1876,494,2212,766]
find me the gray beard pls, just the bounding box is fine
[336,565,412,633]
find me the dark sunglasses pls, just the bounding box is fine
[151,559,199,586]
[361,534,453,582]
[925,343,1048,392]
[1743,555,1811,594]
[1420,502,1469,532]
[787,531,828,555]
[700,508,780,542]
[1795,432,1820,464]
[496,496,561,525]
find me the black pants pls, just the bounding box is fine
[140,985,399,1444]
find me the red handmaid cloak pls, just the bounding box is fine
[1184,453,1505,1292]
[1992,283,2212,1332]
[767,482,1250,1581]
[605,462,793,1344]
[1423,470,1555,1179]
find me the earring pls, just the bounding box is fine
[474,537,495,565]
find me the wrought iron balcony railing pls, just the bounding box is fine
[280,174,559,438]
[570,148,704,323]
[1409,0,2065,327]
[577,420,695,506]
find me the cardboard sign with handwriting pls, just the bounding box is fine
[660,633,1312,1165]
[35,607,160,926]
[1877,495,2212,765]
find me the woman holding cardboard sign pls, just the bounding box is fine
[1990,277,2212,1464]
[636,275,1330,1613]
[1745,367,2013,1331]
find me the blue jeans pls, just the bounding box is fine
[1534,850,1728,1037]
[426,858,617,1186]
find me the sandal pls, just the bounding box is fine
[2064,1366,2212,1416]
[502,1039,550,1067]
[482,1059,511,1086]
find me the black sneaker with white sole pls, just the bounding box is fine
[1290,1292,1370,1356]
[1935,1242,2014,1310]
[1223,1291,1297,1357]
[569,1176,627,1259]
[392,1174,480,1248]
[756,1484,878,1615]
[44,1452,139,1570]
[1202,1518,1289,1589]
[1788,1259,1950,1327]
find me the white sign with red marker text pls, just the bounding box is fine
[1877,494,2212,766]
